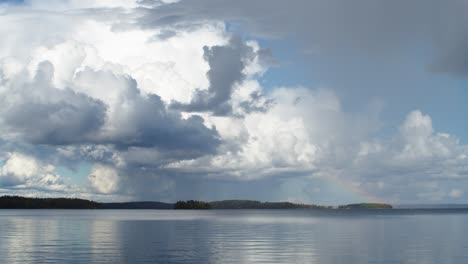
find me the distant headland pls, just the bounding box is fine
[0,196,393,210]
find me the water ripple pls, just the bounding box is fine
[0,210,467,263]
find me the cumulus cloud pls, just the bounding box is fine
[171,37,271,116]
[164,87,380,180]
[88,164,120,194]
[1,60,221,155]
[164,94,468,203]
[0,61,107,145]
[1,51,220,160]
[73,68,221,155]
[341,110,468,202]
[0,152,68,191]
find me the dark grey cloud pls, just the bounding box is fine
[171,37,250,115]
[0,61,107,145]
[0,63,220,159]
[138,0,435,52]
[170,37,273,116]
[138,0,468,77]
[73,68,221,156]
[111,94,221,154]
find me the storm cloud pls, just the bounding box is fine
[139,0,468,77]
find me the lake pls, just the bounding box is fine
[0,209,467,263]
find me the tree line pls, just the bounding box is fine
[0,196,392,210]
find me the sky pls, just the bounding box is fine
[0,0,467,204]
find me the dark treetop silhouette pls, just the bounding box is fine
[0,196,393,209]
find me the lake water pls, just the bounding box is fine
[0,209,468,263]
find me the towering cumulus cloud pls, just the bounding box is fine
[0,0,467,204]
[171,37,263,116]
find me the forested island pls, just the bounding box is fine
[175,200,211,209]
[0,196,393,210]
[0,196,173,209]
[0,196,100,209]
[338,203,393,209]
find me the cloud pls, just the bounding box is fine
[0,61,108,145]
[1,56,221,158]
[1,152,42,186]
[162,91,468,203]
[88,164,120,194]
[164,87,381,180]
[139,0,468,77]
[343,110,468,202]
[171,37,270,116]
[0,152,68,191]
[138,0,435,51]
[397,110,454,160]
[73,68,221,156]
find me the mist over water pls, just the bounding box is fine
[0,210,467,263]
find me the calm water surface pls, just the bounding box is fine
[0,209,467,263]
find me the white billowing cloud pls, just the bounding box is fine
[28,40,93,89]
[354,110,463,165]
[165,87,379,180]
[398,110,454,160]
[0,7,222,155]
[88,164,120,194]
[0,152,130,200]
[368,110,467,179]
[401,110,433,139]
[0,0,226,103]
[342,110,468,202]
[72,20,226,102]
[164,91,468,202]
[23,18,225,105]
[0,152,67,191]
[1,152,41,182]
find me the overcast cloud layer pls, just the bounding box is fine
[0,0,467,204]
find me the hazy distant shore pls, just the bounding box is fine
[3,196,468,212]
[0,196,394,210]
